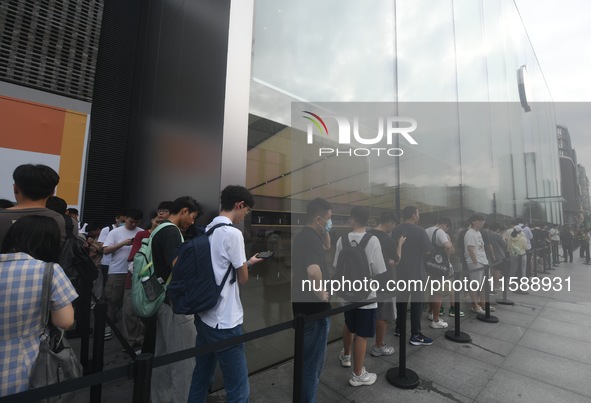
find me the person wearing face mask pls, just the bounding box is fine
[291,197,333,401]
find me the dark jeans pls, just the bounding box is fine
[563,244,573,262]
[395,290,424,336]
[302,318,330,403]
[581,241,590,263]
[551,241,560,263]
[189,316,249,403]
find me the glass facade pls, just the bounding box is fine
[240,0,562,374]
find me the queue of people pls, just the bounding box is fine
[0,163,582,402]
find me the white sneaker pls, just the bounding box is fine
[430,319,449,329]
[339,349,351,367]
[427,311,434,321]
[471,306,485,315]
[349,367,377,387]
[104,326,114,341]
[370,344,395,357]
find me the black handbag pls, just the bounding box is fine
[29,263,82,402]
[423,229,454,277]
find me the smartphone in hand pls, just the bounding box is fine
[256,251,274,259]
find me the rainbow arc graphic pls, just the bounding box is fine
[302,111,329,136]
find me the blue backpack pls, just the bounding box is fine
[167,223,236,315]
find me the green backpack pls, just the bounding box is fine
[131,222,183,317]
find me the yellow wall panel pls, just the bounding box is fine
[57,111,88,205]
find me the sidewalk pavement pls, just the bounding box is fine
[209,259,591,402]
[71,258,591,402]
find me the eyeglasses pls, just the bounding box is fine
[157,209,170,214]
[244,206,252,215]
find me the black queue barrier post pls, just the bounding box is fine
[496,259,514,306]
[292,314,305,403]
[445,270,471,343]
[132,353,153,403]
[90,301,107,403]
[386,300,420,389]
[79,284,92,374]
[477,265,499,323]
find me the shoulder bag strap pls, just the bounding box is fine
[40,262,54,328]
[431,228,439,246]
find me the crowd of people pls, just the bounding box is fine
[0,163,584,402]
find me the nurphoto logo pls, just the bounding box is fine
[302,110,418,157]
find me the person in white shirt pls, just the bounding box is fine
[103,209,143,329]
[464,214,488,315]
[188,186,264,402]
[335,206,386,387]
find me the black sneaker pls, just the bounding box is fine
[394,327,400,337]
[409,332,433,346]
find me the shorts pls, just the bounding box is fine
[105,273,127,307]
[376,300,395,321]
[467,262,485,283]
[344,308,376,338]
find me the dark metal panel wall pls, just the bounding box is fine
[128,0,232,222]
[83,0,141,225]
[84,0,232,225]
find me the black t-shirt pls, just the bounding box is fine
[390,223,431,281]
[292,226,331,316]
[151,221,183,281]
[368,228,398,269]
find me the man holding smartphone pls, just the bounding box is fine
[291,197,333,401]
[189,185,264,402]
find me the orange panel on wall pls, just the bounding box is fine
[57,111,88,204]
[0,96,65,155]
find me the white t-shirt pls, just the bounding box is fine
[103,226,143,274]
[425,226,450,248]
[464,228,488,265]
[199,216,246,329]
[98,225,114,266]
[333,231,387,309]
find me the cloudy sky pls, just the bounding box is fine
[515,0,591,171]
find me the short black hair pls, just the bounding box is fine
[436,217,452,227]
[489,223,501,231]
[1,215,61,262]
[126,209,144,221]
[0,199,14,208]
[13,164,60,201]
[378,210,399,225]
[170,196,202,216]
[157,201,172,211]
[46,196,67,214]
[468,214,485,224]
[67,208,79,216]
[306,198,332,223]
[220,185,255,212]
[402,206,418,220]
[350,206,369,226]
[85,222,101,233]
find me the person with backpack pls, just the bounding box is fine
[141,196,201,403]
[335,206,386,387]
[188,186,264,402]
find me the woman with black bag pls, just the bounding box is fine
[0,215,78,397]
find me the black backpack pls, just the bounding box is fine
[59,215,98,288]
[333,233,374,301]
[167,223,236,314]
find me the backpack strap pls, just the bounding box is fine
[431,228,439,246]
[150,222,184,283]
[40,262,54,328]
[206,223,237,286]
[358,232,374,250]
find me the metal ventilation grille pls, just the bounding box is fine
[0,0,103,102]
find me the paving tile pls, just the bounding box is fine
[476,368,591,403]
[529,316,591,344]
[405,345,497,399]
[501,345,591,398]
[518,329,591,365]
[437,331,514,367]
